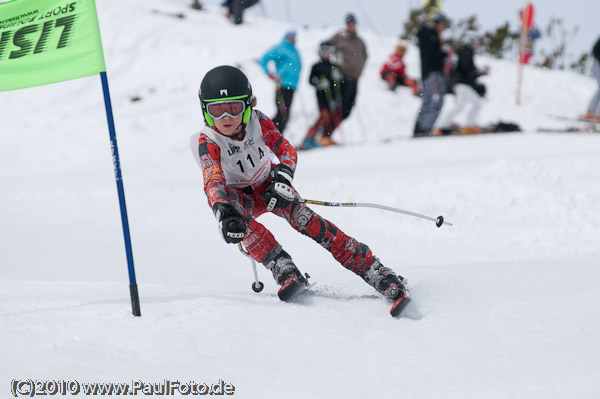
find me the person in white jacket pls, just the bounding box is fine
[437,32,489,134]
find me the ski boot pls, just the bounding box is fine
[263,249,309,301]
[298,136,322,151]
[317,135,337,147]
[362,259,411,317]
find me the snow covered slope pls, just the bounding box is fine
[1,1,599,398]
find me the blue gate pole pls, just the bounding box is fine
[99,71,141,317]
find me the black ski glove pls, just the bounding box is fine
[213,202,245,244]
[262,164,296,211]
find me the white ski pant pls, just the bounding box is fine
[438,83,482,128]
[587,59,600,115]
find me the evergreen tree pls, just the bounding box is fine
[481,22,512,59]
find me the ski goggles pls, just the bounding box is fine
[206,100,246,120]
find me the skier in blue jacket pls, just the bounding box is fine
[257,30,302,134]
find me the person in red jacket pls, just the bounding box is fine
[380,41,420,95]
[191,65,409,307]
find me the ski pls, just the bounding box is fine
[431,122,522,136]
[390,293,412,317]
[537,126,599,133]
[151,9,186,19]
[276,278,415,318]
[547,114,600,125]
[278,280,316,302]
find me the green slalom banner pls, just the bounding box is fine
[0,0,106,91]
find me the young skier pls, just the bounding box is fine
[300,42,344,149]
[380,41,420,95]
[191,65,410,314]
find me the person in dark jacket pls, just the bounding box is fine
[584,36,600,121]
[437,32,489,133]
[299,43,344,149]
[414,13,451,137]
[223,0,259,25]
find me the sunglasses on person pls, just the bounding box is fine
[206,100,246,120]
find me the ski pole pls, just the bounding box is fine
[238,243,264,292]
[355,104,368,142]
[299,198,453,228]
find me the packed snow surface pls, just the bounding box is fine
[1,1,599,398]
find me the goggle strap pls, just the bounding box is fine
[243,107,252,123]
[204,111,215,126]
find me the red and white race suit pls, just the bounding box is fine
[191,110,375,274]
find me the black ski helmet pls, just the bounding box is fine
[431,12,451,27]
[318,41,335,57]
[199,65,253,126]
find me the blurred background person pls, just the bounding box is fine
[328,13,367,120]
[223,0,259,25]
[437,32,489,134]
[380,41,420,95]
[258,30,301,134]
[414,12,451,137]
[300,42,344,149]
[583,36,600,121]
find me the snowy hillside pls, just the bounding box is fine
[2,1,600,398]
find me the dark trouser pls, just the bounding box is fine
[229,0,259,24]
[340,76,359,120]
[381,71,420,95]
[272,86,295,134]
[414,72,446,136]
